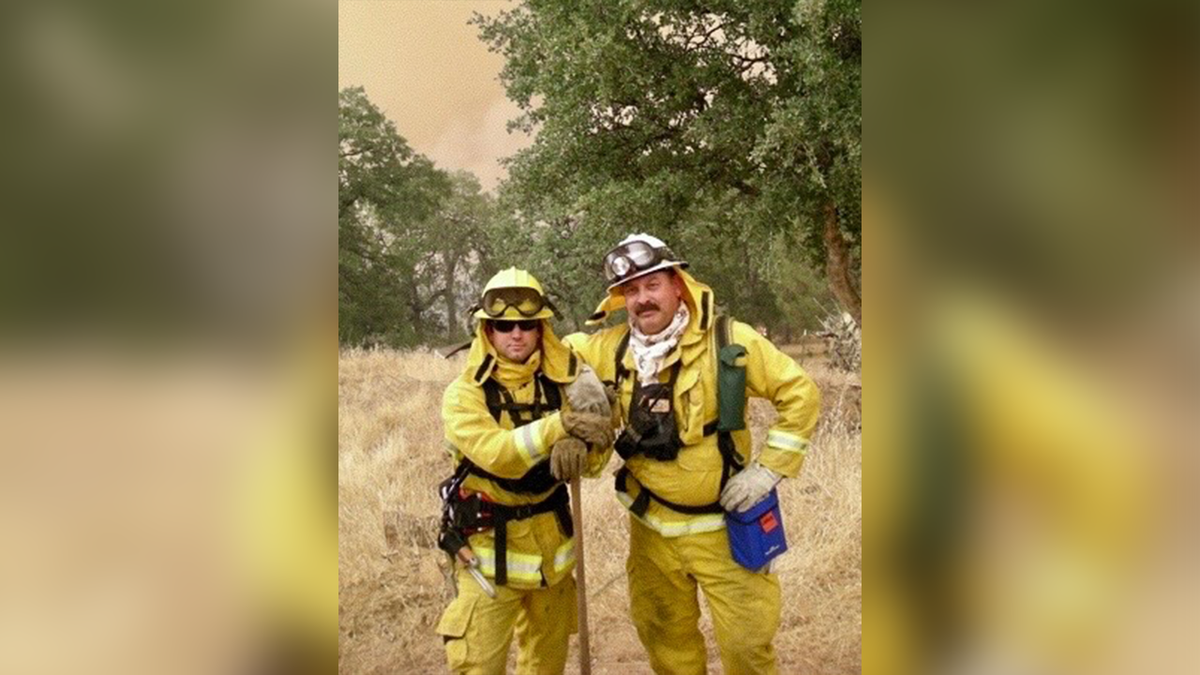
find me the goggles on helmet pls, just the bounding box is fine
[478,287,551,318]
[603,241,680,284]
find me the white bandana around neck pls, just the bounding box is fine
[629,304,691,385]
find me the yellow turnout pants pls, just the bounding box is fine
[435,568,577,675]
[627,516,781,675]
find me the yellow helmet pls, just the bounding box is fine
[471,267,558,320]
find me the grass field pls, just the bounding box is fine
[338,346,861,674]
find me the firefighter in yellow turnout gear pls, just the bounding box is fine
[436,268,613,675]
[564,235,821,675]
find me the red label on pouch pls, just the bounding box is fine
[759,511,778,533]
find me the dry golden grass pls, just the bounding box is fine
[338,346,861,674]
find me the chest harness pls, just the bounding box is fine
[610,314,748,518]
[437,355,575,586]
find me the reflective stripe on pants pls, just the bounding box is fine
[627,516,781,675]
[436,568,577,675]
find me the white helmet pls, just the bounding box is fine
[602,233,689,290]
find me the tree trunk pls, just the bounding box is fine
[822,201,862,327]
[444,253,459,340]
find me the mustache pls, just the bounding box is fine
[633,302,660,315]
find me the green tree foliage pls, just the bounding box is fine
[427,171,498,341]
[339,87,499,346]
[474,0,861,330]
[762,230,838,339]
[339,87,450,346]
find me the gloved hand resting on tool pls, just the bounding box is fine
[562,409,614,448]
[719,461,781,512]
[550,436,588,481]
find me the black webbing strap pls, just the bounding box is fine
[712,315,744,488]
[716,432,743,490]
[612,313,746,518]
[615,465,723,516]
[541,373,563,410]
[611,329,631,387]
[628,360,681,410]
[612,435,739,518]
[473,353,494,383]
[470,373,564,495]
[490,484,572,586]
[484,379,539,426]
[482,373,562,424]
[459,458,557,495]
[482,379,503,422]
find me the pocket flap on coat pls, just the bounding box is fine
[435,591,480,639]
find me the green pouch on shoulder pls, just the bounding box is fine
[717,343,747,431]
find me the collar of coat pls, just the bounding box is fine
[464,319,579,387]
[585,268,717,355]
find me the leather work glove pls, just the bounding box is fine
[719,461,782,513]
[550,436,588,481]
[561,409,615,448]
[565,365,611,417]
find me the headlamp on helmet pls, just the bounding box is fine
[610,255,632,278]
[602,234,688,289]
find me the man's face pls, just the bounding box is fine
[621,270,683,335]
[486,320,541,362]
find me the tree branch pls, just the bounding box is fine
[413,286,450,314]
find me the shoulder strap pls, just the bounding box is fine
[712,313,745,484]
[666,360,682,387]
[715,314,732,351]
[612,328,632,386]
[482,379,504,423]
[483,376,561,426]
[539,373,563,411]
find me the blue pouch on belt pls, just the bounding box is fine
[725,488,787,571]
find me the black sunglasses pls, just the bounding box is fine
[490,319,540,333]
